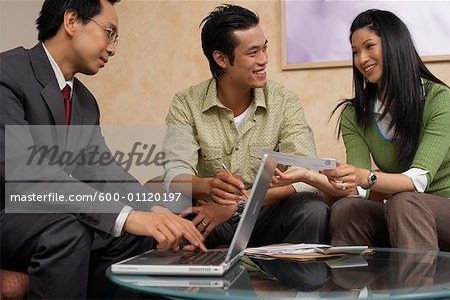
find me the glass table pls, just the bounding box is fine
[106,248,450,299]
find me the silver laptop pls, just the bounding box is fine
[111,262,246,289]
[111,154,277,276]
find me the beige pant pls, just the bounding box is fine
[329,192,450,251]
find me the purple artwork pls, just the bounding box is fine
[284,0,450,68]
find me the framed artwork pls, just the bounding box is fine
[281,0,450,70]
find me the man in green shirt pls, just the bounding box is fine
[163,4,329,247]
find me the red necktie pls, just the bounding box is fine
[61,85,71,125]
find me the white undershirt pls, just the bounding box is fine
[233,104,252,129]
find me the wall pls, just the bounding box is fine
[2,0,450,163]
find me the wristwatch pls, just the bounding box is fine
[236,199,245,216]
[366,170,377,189]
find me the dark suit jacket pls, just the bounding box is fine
[0,43,147,235]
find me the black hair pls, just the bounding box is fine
[334,9,448,166]
[36,0,120,42]
[200,4,259,79]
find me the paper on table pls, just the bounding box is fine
[258,149,336,170]
[325,255,368,268]
[244,243,370,262]
[245,243,331,255]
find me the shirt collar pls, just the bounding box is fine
[202,78,267,113]
[373,98,385,115]
[42,43,74,92]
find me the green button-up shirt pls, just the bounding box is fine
[163,79,318,193]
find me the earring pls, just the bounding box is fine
[363,78,367,89]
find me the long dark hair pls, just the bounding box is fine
[335,9,447,166]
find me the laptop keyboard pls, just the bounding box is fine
[171,250,227,265]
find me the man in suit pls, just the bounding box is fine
[0,0,205,298]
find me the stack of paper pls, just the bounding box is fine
[244,243,370,262]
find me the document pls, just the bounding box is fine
[325,255,368,269]
[258,149,336,170]
[244,243,371,262]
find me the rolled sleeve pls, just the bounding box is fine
[163,94,199,188]
[402,168,429,193]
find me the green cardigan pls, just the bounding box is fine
[341,81,450,198]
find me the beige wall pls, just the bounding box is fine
[3,0,450,162]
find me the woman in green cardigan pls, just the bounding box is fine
[272,9,450,251]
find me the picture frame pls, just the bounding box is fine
[281,0,450,70]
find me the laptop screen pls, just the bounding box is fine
[225,154,277,262]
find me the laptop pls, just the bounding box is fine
[111,262,246,289]
[111,154,277,276]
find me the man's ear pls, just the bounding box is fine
[212,50,228,69]
[63,9,80,37]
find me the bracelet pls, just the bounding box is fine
[236,199,245,216]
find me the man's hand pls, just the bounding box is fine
[180,200,237,238]
[210,171,246,205]
[123,210,207,253]
[271,167,310,187]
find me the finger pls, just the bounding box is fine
[196,223,206,232]
[211,194,239,206]
[158,223,178,250]
[191,213,205,226]
[151,230,170,251]
[179,217,206,243]
[162,220,186,252]
[203,222,216,239]
[329,180,344,191]
[154,230,173,252]
[173,219,205,252]
[182,244,197,252]
[197,219,210,233]
[215,173,245,192]
[210,187,242,202]
[276,164,286,172]
[274,168,284,176]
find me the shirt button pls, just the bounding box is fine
[235,147,239,151]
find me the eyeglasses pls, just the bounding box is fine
[88,18,119,46]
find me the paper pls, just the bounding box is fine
[245,243,330,255]
[325,255,368,269]
[244,243,371,262]
[259,149,336,170]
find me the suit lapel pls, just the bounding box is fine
[70,80,84,125]
[29,43,66,125]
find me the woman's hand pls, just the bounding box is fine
[320,162,361,195]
